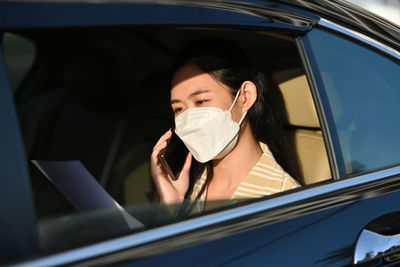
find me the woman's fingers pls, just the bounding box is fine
[151,142,165,162]
[151,129,172,162]
[181,152,192,173]
[150,129,190,203]
[152,140,167,155]
[153,129,172,149]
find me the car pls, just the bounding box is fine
[2,0,400,266]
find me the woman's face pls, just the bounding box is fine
[170,63,242,121]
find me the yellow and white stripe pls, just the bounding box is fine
[190,142,300,212]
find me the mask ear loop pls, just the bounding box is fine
[229,89,247,125]
[238,111,247,125]
[229,89,241,112]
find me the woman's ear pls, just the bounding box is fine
[240,81,258,112]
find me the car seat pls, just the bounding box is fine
[273,68,331,184]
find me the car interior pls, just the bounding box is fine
[3,27,331,223]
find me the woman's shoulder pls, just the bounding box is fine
[282,170,301,190]
[258,142,282,170]
[257,142,301,189]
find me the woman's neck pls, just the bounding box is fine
[207,122,262,200]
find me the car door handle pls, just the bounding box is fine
[354,229,400,264]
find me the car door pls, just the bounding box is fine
[3,2,400,267]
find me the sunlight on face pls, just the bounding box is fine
[170,64,235,117]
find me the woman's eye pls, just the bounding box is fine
[196,99,207,105]
[174,107,183,114]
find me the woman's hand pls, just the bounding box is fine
[151,129,192,204]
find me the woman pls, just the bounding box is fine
[151,39,300,213]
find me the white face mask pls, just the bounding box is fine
[174,89,247,163]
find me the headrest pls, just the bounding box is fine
[274,71,320,128]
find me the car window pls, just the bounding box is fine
[8,27,331,255]
[307,29,400,176]
[2,33,36,92]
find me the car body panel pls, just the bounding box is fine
[130,189,400,266]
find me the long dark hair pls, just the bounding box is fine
[173,38,300,212]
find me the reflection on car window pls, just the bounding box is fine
[2,33,36,92]
[38,198,243,254]
[308,29,400,176]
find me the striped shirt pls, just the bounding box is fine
[189,142,300,213]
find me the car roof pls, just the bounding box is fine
[1,0,400,52]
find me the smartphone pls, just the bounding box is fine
[159,131,189,181]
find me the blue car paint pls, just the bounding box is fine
[130,189,400,266]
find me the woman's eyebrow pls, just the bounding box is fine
[188,89,210,99]
[170,89,210,105]
[170,99,181,105]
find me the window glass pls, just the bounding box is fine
[308,29,400,176]
[2,33,36,92]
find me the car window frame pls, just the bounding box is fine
[0,1,315,31]
[297,33,346,180]
[0,33,40,264]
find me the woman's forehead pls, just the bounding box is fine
[171,64,204,88]
[171,64,226,99]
